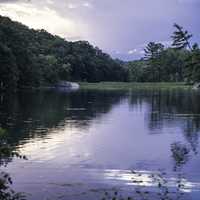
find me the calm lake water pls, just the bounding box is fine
[1,88,200,199]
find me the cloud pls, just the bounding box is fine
[0,2,86,39]
[128,47,145,56]
[0,0,30,2]
[67,3,78,9]
[46,0,54,5]
[66,1,93,9]
[82,2,93,8]
[128,49,137,55]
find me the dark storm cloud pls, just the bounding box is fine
[0,0,199,60]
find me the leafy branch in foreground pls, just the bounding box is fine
[0,128,26,200]
[0,171,26,200]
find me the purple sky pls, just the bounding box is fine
[0,0,199,60]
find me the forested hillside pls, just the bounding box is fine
[0,16,127,90]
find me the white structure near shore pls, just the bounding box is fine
[55,81,80,90]
[192,83,200,90]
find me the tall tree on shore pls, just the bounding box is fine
[144,42,165,60]
[144,42,164,81]
[171,23,192,50]
[171,23,200,83]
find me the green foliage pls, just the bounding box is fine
[0,43,19,91]
[171,24,200,83]
[127,23,199,83]
[0,171,26,200]
[0,128,6,137]
[0,17,199,88]
[126,59,149,82]
[158,48,189,82]
[185,44,200,83]
[0,16,127,91]
[144,42,164,60]
[143,42,164,81]
[144,42,164,81]
[127,48,188,82]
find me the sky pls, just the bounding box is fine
[0,0,199,60]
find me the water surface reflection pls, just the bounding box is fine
[1,89,200,199]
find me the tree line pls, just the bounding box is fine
[0,15,200,91]
[126,24,200,83]
[0,16,127,91]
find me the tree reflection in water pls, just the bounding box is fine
[171,142,190,171]
[0,89,200,199]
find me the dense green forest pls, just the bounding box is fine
[0,16,200,91]
[126,24,200,83]
[0,15,127,90]
[126,48,188,82]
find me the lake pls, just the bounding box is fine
[1,88,200,200]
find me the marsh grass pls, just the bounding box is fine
[79,82,191,91]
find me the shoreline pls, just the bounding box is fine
[0,82,193,94]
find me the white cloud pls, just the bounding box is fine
[66,1,93,9]
[113,50,121,55]
[82,2,93,8]
[0,2,87,40]
[67,3,78,9]
[128,49,137,55]
[46,0,54,5]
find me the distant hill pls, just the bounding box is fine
[0,16,127,90]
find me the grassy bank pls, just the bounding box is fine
[79,82,192,90]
